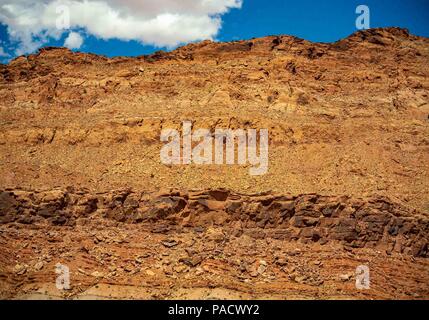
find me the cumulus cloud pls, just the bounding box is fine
[64,31,83,49]
[0,0,242,56]
[0,45,9,57]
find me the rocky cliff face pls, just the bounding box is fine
[1,188,428,257]
[0,27,428,299]
[0,27,428,209]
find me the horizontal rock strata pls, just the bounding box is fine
[1,188,427,257]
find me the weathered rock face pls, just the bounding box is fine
[1,188,427,257]
[0,27,428,213]
[0,28,429,299]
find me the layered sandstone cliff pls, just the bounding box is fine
[0,27,428,299]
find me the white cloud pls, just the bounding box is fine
[0,46,9,57]
[64,31,83,49]
[0,0,242,56]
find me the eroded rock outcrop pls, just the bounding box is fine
[1,188,427,257]
[1,28,429,299]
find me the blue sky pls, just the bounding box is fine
[0,0,428,63]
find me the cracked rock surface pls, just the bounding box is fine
[0,27,428,299]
